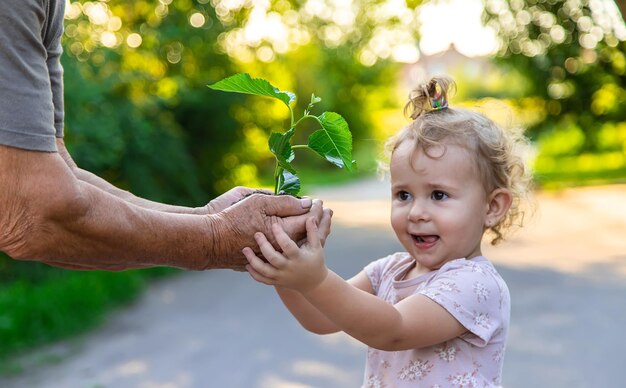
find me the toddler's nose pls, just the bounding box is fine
[408,200,430,223]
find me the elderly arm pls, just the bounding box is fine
[56,138,254,215]
[0,145,317,271]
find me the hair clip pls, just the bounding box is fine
[405,78,452,119]
[430,85,448,111]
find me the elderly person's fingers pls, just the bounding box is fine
[280,198,323,244]
[206,186,274,214]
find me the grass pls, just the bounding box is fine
[535,173,626,190]
[0,260,177,375]
[533,154,626,190]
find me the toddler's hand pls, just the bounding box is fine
[296,206,332,247]
[243,217,328,293]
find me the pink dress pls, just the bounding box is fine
[362,252,510,388]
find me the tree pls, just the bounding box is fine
[61,0,427,198]
[483,0,626,183]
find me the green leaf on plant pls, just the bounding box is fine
[208,73,296,108]
[269,128,296,174]
[278,170,301,196]
[310,94,322,106]
[308,112,355,171]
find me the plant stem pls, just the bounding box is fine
[291,144,330,164]
[273,110,321,194]
[293,114,320,128]
[273,161,282,195]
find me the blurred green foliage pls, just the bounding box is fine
[0,254,175,370]
[483,0,626,186]
[61,0,418,200]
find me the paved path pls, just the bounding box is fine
[2,179,626,387]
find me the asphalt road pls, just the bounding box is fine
[2,179,626,388]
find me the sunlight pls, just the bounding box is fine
[83,2,109,25]
[189,12,206,28]
[419,0,498,57]
[100,31,118,48]
[244,9,288,46]
[126,33,142,48]
[216,0,422,64]
[215,0,498,64]
[392,43,421,63]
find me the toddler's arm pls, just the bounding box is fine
[274,286,338,334]
[244,214,342,333]
[244,220,467,351]
[271,269,375,334]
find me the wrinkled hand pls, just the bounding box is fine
[243,217,329,293]
[206,186,271,214]
[208,193,324,271]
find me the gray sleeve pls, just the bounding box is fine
[0,0,65,152]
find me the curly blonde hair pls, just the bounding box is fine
[385,76,534,245]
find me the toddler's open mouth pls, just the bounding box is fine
[412,234,439,244]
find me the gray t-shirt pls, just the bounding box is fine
[0,0,65,152]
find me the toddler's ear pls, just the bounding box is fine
[485,188,512,227]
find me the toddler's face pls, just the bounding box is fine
[389,140,490,273]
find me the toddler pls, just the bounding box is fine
[243,76,533,387]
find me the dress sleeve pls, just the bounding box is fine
[418,261,508,347]
[0,0,64,151]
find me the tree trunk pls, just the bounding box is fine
[615,0,626,22]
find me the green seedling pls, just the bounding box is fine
[209,73,355,195]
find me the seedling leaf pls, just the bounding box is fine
[208,73,296,108]
[309,94,322,106]
[278,170,301,196]
[268,128,296,174]
[308,112,354,171]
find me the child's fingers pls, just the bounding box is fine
[242,246,264,267]
[254,232,286,267]
[263,247,288,269]
[272,222,299,256]
[317,208,333,246]
[306,216,321,248]
[246,264,277,286]
[243,247,279,280]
